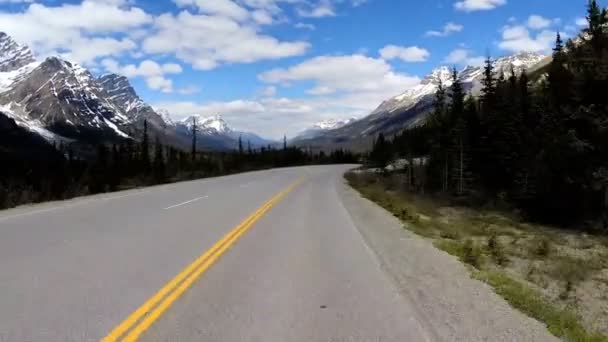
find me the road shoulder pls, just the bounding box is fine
[336,178,558,342]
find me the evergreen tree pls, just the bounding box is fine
[141,120,150,170]
[238,135,243,155]
[153,137,165,183]
[369,133,391,168]
[585,0,608,51]
[480,55,496,110]
[191,116,198,163]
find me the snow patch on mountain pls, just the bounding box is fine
[0,103,62,142]
[370,52,547,121]
[179,114,232,135]
[0,32,35,73]
[313,117,358,130]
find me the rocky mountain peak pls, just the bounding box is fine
[421,66,453,86]
[0,32,35,72]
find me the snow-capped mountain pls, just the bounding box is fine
[0,32,35,73]
[174,114,274,149]
[295,52,548,150]
[293,117,357,141]
[177,114,232,135]
[0,56,131,140]
[313,118,358,130]
[0,32,247,152]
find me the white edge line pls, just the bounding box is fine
[163,196,208,210]
[0,189,154,222]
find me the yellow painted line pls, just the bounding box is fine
[102,178,304,342]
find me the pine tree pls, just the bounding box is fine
[481,55,496,110]
[548,32,574,106]
[153,137,165,183]
[141,120,150,170]
[449,68,470,195]
[585,0,608,51]
[283,135,287,150]
[238,135,243,155]
[370,133,391,168]
[191,116,198,163]
[247,140,252,155]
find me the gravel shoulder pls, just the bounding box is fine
[337,179,558,342]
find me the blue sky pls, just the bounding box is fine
[0,0,599,138]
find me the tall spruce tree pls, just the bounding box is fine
[141,119,150,170]
[191,116,198,163]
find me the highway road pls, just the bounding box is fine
[0,165,432,342]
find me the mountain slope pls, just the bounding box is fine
[293,117,357,141]
[0,32,262,152]
[297,52,547,151]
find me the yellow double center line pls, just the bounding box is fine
[102,178,305,342]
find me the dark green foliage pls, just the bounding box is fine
[369,133,391,168]
[0,124,359,210]
[368,2,608,227]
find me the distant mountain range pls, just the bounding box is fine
[0,32,274,156]
[292,117,358,141]
[0,30,554,156]
[294,52,550,151]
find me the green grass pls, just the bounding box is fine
[345,171,608,341]
[474,271,608,342]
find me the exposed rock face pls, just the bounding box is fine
[0,32,35,73]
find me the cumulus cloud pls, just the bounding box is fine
[576,17,588,27]
[142,11,310,70]
[259,54,420,96]
[294,22,316,30]
[152,53,418,137]
[425,22,463,37]
[102,59,183,93]
[0,1,150,64]
[379,45,430,62]
[297,0,335,18]
[498,24,555,53]
[454,0,506,12]
[177,85,201,95]
[527,15,551,30]
[443,48,485,66]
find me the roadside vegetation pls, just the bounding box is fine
[346,3,608,339]
[0,119,357,210]
[346,171,608,341]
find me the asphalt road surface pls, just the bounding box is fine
[0,165,433,342]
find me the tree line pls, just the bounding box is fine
[369,0,608,227]
[0,116,357,210]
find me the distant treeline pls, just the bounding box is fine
[369,1,608,227]
[0,119,357,210]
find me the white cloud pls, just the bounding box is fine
[527,15,551,30]
[142,11,310,70]
[498,24,555,53]
[177,85,201,95]
[444,48,484,66]
[379,45,430,62]
[425,22,463,37]
[576,17,588,27]
[173,0,249,21]
[260,54,420,96]
[261,85,277,97]
[295,22,316,30]
[102,59,183,93]
[454,0,506,12]
[297,0,335,17]
[0,1,151,64]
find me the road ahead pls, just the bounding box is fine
[0,165,432,342]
